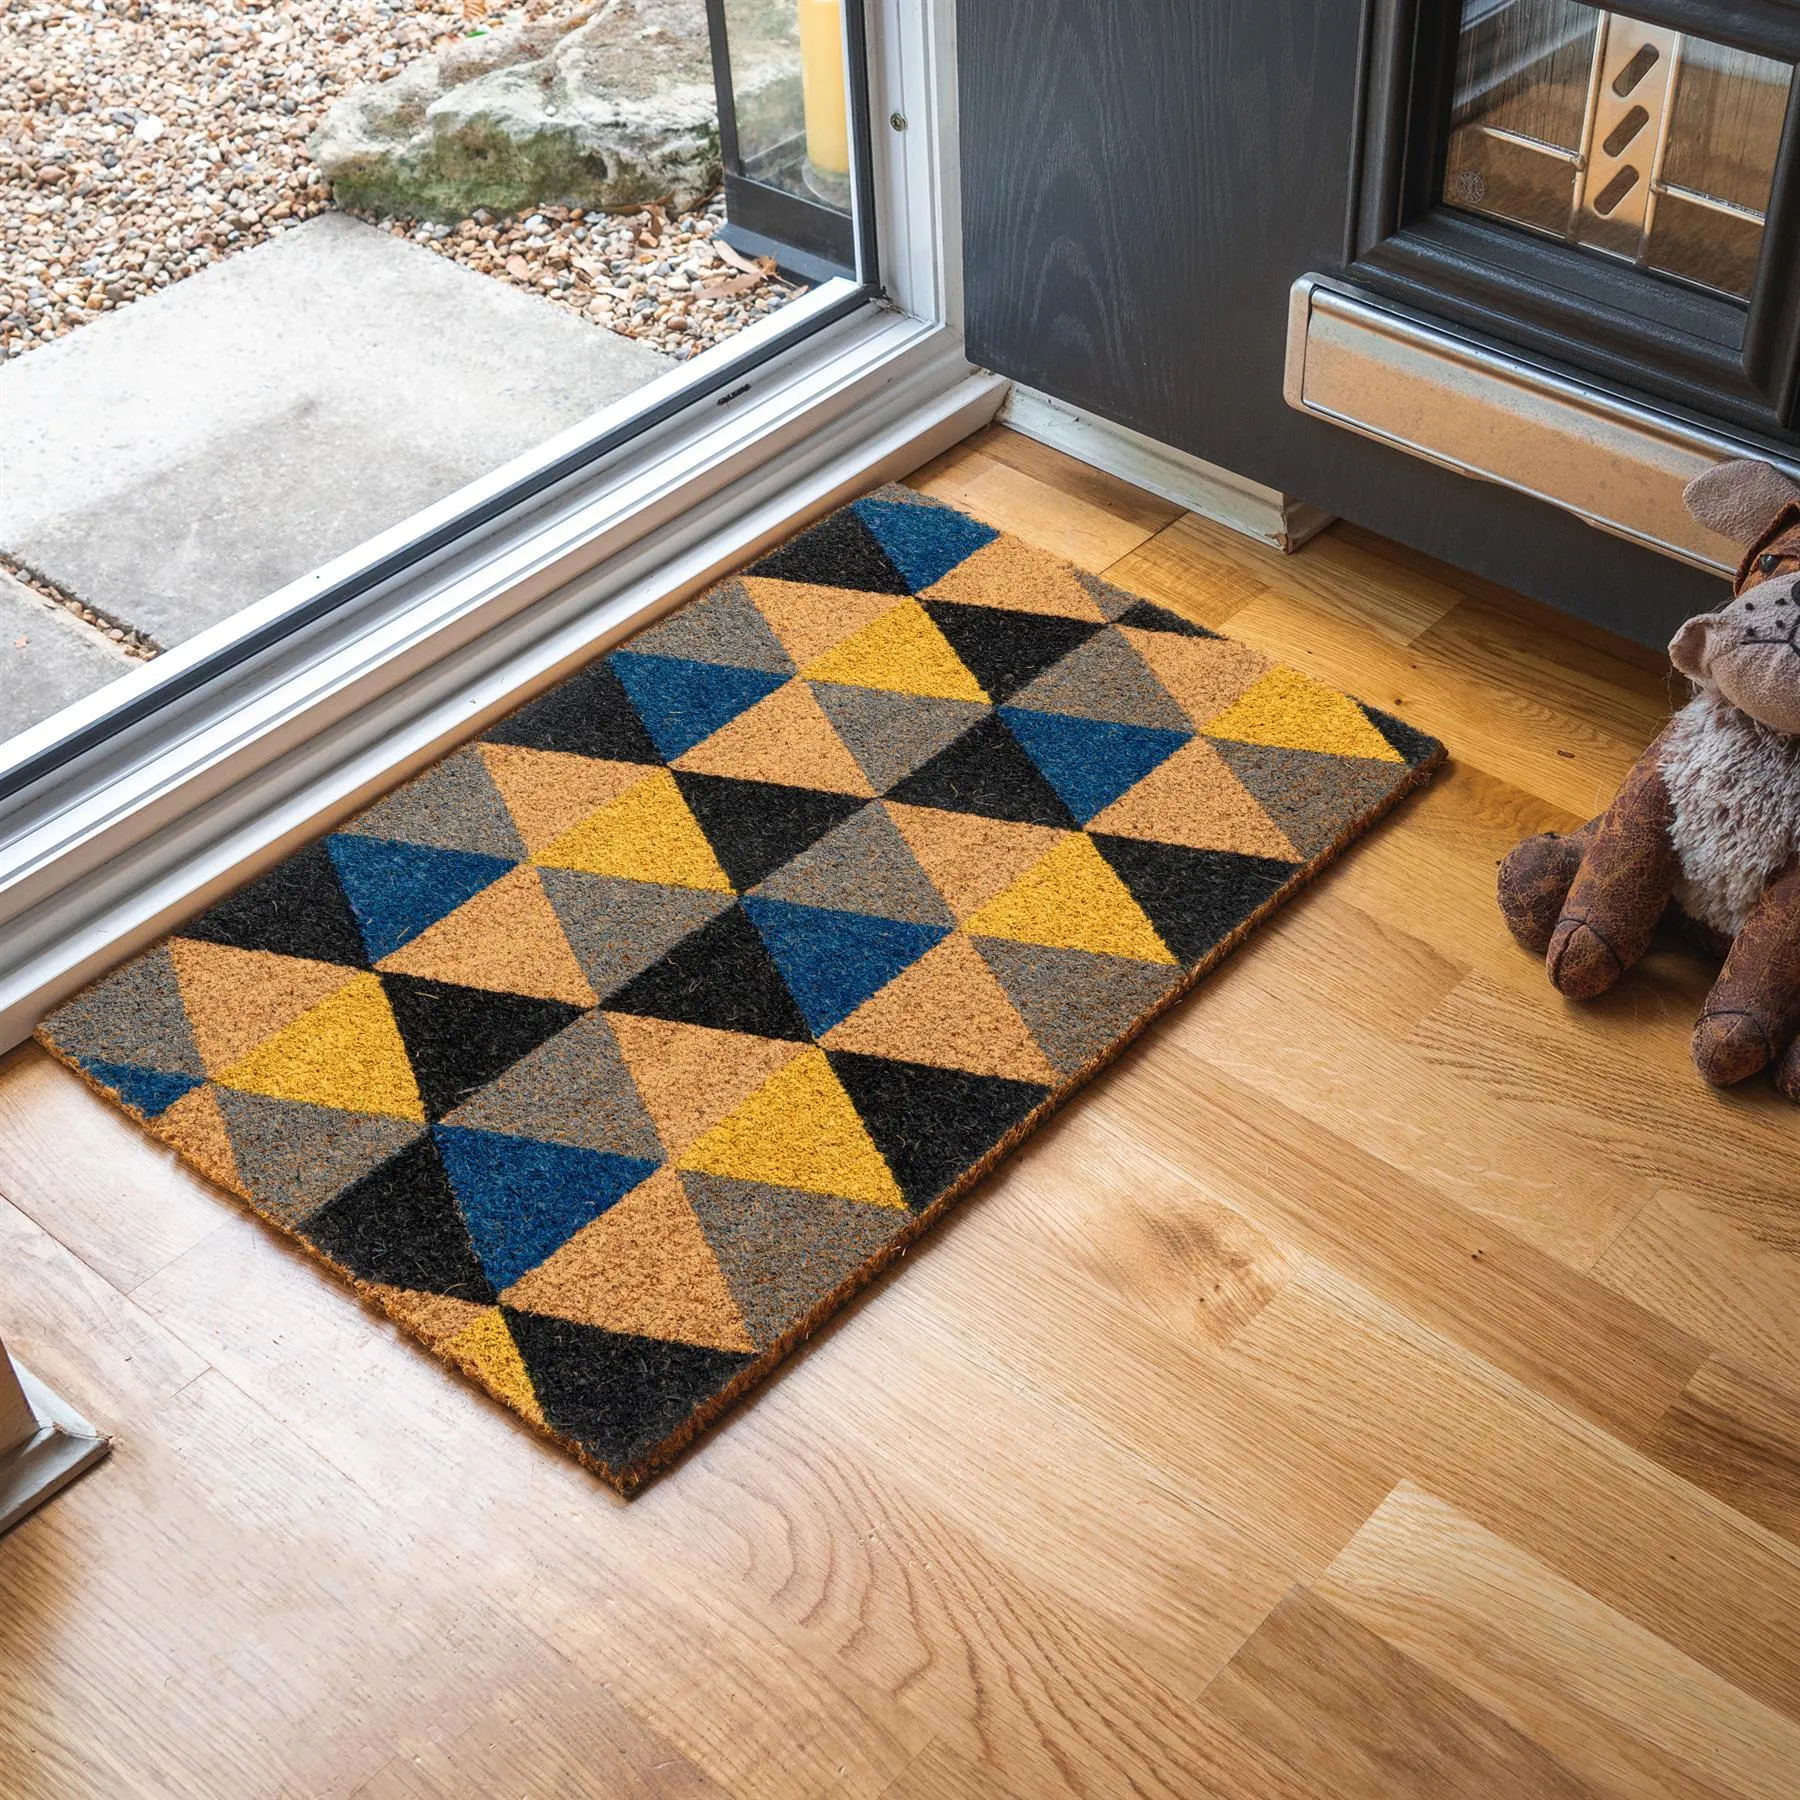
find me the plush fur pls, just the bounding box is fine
[1498,457,1800,1098]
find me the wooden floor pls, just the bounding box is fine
[4,424,1800,1799]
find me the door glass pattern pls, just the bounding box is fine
[1443,0,1793,301]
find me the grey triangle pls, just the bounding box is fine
[1210,738,1404,860]
[537,867,736,998]
[340,746,526,859]
[1077,570,1146,622]
[626,578,795,674]
[751,802,955,925]
[213,1088,424,1227]
[971,938,1180,1078]
[682,1171,902,1348]
[445,1012,663,1159]
[40,945,205,1076]
[809,683,991,791]
[863,481,951,510]
[1009,628,1190,729]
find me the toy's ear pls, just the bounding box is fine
[1670,611,1723,683]
[1683,459,1800,545]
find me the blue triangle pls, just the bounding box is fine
[81,1059,205,1119]
[432,1125,659,1292]
[605,652,787,762]
[852,499,999,592]
[741,896,947,1036]
[997,709,1190,825]
[325,835,515,963]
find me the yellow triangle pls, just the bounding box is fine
[674,678,875,796]
[799,598,989,702]
[1086,737,1301,860]
[1202,666,1404,762]
[920,534,1108,621]
[740,576,906,667]
[964,834,1176,964]
[824,934,1058,1083]
[216,971,425,1121]
[533,767,732,891]
[477,743,653,855]
[604,1013,807,1157]
[377,865,597,1006]
[679,1047,905,1210]
[444,1308,545,1427]
[168,938,361,1074]
[154,1083,243,1196]
[502,1166,756,1354]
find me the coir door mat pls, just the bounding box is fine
[39,485,1443,1493]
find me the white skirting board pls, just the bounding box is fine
[0,1345,110,1536]
[999,384,1334,553]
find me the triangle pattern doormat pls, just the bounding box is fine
[38,484,1443,1493]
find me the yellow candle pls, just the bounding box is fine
[797,0,850,177]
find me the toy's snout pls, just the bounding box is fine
[1671,580,1800,736]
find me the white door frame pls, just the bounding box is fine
[0,0,994,1049]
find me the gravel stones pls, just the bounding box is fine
[0,0,806,366]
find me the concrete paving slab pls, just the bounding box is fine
[0,214,670,649]
[0,568,135,738]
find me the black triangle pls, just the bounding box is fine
[502,1307,753,1477]
[481,658,662,764]
[1115,598,1217,639]
[1089,834,1296,967]
[826,1050,1049,1213]
[919,600,1102,702]
[380,973,587,1121]
[599,904,812,1041]
[1359,701,1442,769]
[181,840,369,969]
[303,1133,495,1302]
[672,770,866,891]
[746,507,912,595]
[884,714,1077,828]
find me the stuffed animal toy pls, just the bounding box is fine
[1499,457,1800,1099]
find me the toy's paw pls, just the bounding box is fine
[1546,914,1623,998]
[1773,1037,1800,1102]
[1692,1010,1777,1086]
[1499,833,1584,954]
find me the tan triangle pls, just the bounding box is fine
[477,743,654,855]
[883,803,1068,920]
[371,1284,495,1350]
[217,972,426,1121]
[1120,628,1273,729]
[1201,666,1405,762]
[603,1013,806,1157]
[740,576,906,667]
[679,1047,906,1210]
[799,598,989,702]
[824,934,1058,1083]
[154,1084,243,1195]
[444,1308,545,1426]
[673,678,875,796]
[502,1166,755,1354]
[533,767,732,891]
[376,864,597,1006]
[1086,737,1301,859]
[964,834,1177,964]
[168,938,360,1074]
[920,534,1108,621]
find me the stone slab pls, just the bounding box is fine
[0,568,136,740]
[0,214,671,648]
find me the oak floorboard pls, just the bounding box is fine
[4,426,1798,1796]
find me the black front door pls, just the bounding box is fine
[958,2,1800,646]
